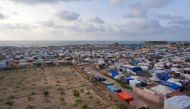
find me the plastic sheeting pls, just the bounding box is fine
[160,80,181,90]
[164,95,190,109]
[110,69,119,78]
[150,85,173,95]
[102,81,114,86]
[129,80,141,87]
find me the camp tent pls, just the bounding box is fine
[117,92,133,103]
[164,95,190,109]
[109,69,119,78]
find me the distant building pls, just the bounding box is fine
[0,54,6,61]
[145,41,168,47]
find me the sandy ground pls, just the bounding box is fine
[0,66,119,109]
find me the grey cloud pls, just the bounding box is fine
[39,20,64,29]
[145,0,172,8]
[8,0,91,5]
[0,23,36,31]
[110,0,126,6]
[89,16,105,24]
[156,14,183,20]
[113,19,190,40]
[169,19,190,26]
[0,12,5,19]
[117,20,161,32]
[65,19,106,33]
[123,8,147,18]
[56,10,80,21]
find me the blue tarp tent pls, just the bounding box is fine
[154,69,170,81]
[160,80,181,90]
[130,67,143,73]
[110,69,119,78]
[122,76,134,84]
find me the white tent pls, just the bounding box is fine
[164,95,190,109]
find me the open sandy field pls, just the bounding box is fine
[0,66,119,109]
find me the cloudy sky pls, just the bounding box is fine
[0,0,189,41]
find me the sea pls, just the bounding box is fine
[0,41,144,47]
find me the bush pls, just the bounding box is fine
[115,103,125,109]
[80,89,84,92]
[31,91,36,95]
[73,90,80,97]
[27,104,35,109]
[43,91,49,97]
[28,96,32,101]
[60,96,65,102]
[76,99,82,103]
[9,95,15,99]
[5,100,14,106]
[81,104,90,109]
[56,80,60,83]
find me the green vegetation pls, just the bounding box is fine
[43,91,49,97]
[80,89,84,92]
[5,100,14,106]
[32,83,36,86]
[81,104,90,109]
[28,96,32,101]
[31,91,36,95]
[89,96,93,99]
[86,91,90,95]
[26,104,35,109]
[116,79,132,90]
[59,88,64,95]
[43,107,52,109]
[73,90,80,97]
[56,80,60,83]
[76,99,82,103]
[115,103,125,109]
[9,95,15,99]
[57,87,65,95]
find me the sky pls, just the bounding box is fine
[0,0,190,41]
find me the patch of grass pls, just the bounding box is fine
[17,81,22,85]
[116,79,132,90]
[81,84,86,87]
[89,96,93,99]
[9,95,15,99]
[31,91,36,95]
[76,99,82,103]
[16,85,20,88]
[60,96,65,102]
[73,90,80,97]
[43,91,49,97]
[31,83,36,86]
[5,100,14,106]
[44,78,47,81]
[56,80,60,83]
[115,103,125,109]
[26,104,35,109]
[60,90,64,95]
[0,76,5,80]
[28,96,32,101]
[86,91,90,95]
[13,90,17,93]
[81,104,90,109]
[43,107,52,109]
[80,89,84,92]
